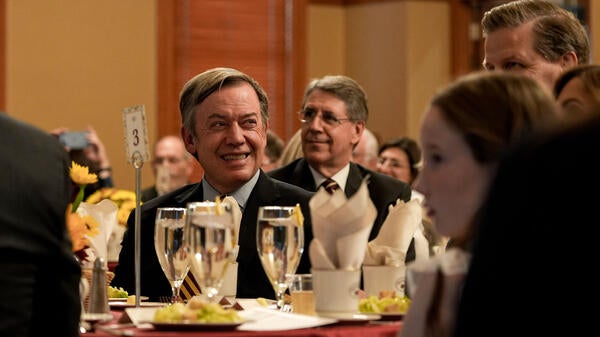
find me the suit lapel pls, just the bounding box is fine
[238,172,280,248]
[345,163,363,198]
[291,159,317,192]
[174,182,204,205]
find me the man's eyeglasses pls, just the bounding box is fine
[298,108,354,127]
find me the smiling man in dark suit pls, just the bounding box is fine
[268,75,415,262]
[112,67,313,301]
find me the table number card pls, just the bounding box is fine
[122,105,149,165]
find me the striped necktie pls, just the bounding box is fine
[321,178,340,194]
[179,271,201,301]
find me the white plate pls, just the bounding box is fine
[109,302,164,310]
[151,321,244,331]
[317,312,381,324]
[108,296,149,302]
[81,312,114,324]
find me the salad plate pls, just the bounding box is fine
[151,321,244,331]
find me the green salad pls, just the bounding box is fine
[154,300,242,323]
[107,286,128,298]
[359,294,411,314]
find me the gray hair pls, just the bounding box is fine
[179,67,269,138]
[302,75,368,122]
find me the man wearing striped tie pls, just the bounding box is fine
[112,67,314,301]
[268,75,416,261]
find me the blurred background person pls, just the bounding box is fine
[352,127,379,170]
[0,113,81,337]
[554,64,600,119]
[51,125,114,199]
[400,71,559,337]
[376,136,445,256]
[261,130,285,172]
[141,135,194,202]
[481,0,590,93]
[376,136,421,190]
[278,128,304,167]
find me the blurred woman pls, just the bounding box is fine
[400,71,558,337]
[376,137,444,256]
[376,137,421,186]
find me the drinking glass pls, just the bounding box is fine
[256,205,304,310]
[154,207,189,303]
[185,201,236,302]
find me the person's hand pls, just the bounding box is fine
[83,126,111,168]
[50,127,70,151]
[50,126,69,137]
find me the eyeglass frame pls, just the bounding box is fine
[297,108,357,127]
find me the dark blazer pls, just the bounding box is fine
[140,185,159,202]
[112,170,314,300]
[0,114,80,337]
[268,159,415,262]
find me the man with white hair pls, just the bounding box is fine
[352,127,379,170]
[141,135,194,202]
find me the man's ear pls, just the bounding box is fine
[181,127,196,155]
[352,121,365,146]
[561,51,578,69]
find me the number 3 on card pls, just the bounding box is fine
[122,105,150,164]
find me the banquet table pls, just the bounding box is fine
[81,310,402,337]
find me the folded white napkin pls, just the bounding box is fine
[363,198,424,266]
[308,179,376,270]
[78,199,118,267]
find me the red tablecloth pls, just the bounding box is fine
[83,311,402,337]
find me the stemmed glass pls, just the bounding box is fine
[184,201,236,302]
[154,207,190,303]
[256,205,304,310]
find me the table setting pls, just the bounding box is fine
[79,183,416,336]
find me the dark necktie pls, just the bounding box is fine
[321,178,340,194]
[180,271,201,301]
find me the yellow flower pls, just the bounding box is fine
[66,162,100,257]
[69,161,98,185]
[69,161,98,213]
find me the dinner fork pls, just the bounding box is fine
[159,296,175,304]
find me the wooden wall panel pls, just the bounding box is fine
[0,0,5,111]
[157,0,306,143]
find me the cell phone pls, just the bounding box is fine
[59,131,89,150]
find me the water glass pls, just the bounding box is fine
[154,207,189,303]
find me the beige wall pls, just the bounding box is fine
[5,0,599,192]
[6,0,157,191]
[307,1,451,144]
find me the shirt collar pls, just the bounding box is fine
[201,170,260,211]
[309,163,350,192]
